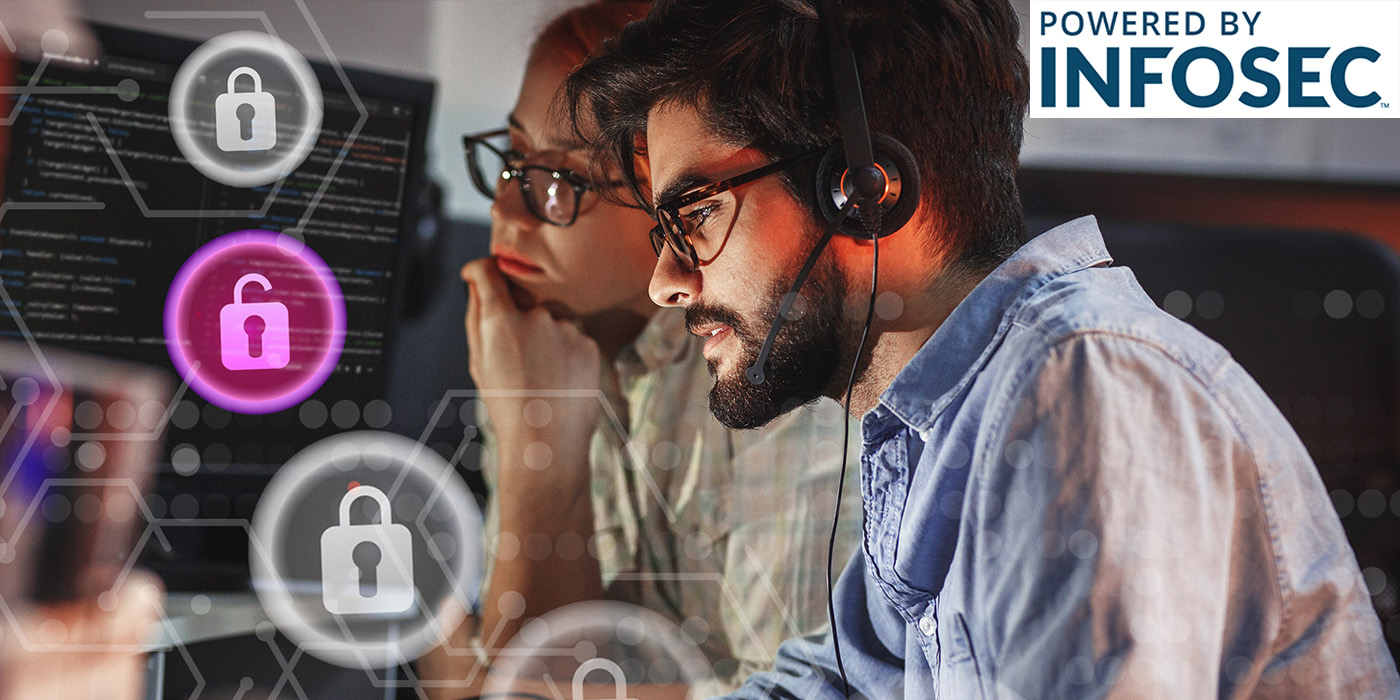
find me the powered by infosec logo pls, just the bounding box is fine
[1031,1,1400,118]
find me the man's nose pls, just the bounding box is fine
[649,249,698,307]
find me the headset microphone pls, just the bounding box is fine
[745,202,854,386]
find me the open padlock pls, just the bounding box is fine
[219,273,291,371]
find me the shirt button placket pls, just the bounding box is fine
[918,612,936,636]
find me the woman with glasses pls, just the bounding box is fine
[418,2,860,698]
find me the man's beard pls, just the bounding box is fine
[686,257,848,430]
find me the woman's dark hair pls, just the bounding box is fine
[565,0,1030,270]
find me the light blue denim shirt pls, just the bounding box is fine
[720,216,1399,699]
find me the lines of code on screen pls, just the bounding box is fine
[1,54,417,471]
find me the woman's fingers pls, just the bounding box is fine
[461,258,516,321]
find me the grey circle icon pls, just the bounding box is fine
[250,431,482,669]
[170,31,323,188]
[482,601,713,695]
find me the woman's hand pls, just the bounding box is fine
[463,258,607,651]
[462,258,602,487]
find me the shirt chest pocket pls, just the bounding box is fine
[929,605,991,700]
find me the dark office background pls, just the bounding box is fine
[43,1,1400,698]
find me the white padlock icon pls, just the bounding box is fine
[219,273,291,371]
[215,66,277,152]
[320,485,415,615]
[572,659,638,700]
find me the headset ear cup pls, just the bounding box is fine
[814,133,921,240]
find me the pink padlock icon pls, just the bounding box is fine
[220,273,291,371]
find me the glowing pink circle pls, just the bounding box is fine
[164,230,345,414]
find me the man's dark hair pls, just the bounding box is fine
[565,0,1030,271]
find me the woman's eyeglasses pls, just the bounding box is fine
[463,128,625,227]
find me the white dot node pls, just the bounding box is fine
[1324,290,1353,319]
[1068,530,1098,559]
[1128,614,1158,643]
[523,399,552,428]
[556,531,585,560]
[518,618,550,647]
[41,29,70,56]
[524,532,552,561]
[1225,656,1253,683]
[76,441,106,472]
[38,618,68,644]
[1362,567,1387,596]
[651,441,682,470]
[1357,489,1386,518]
[276,234,306,257]
[496,532,521,562]
[1163,290,1192,319]
[617,615,646,645]
[523,442,553,470]
[430,531,458,561]
[681,616,710,645]
[140,582,162,604]
[497,591,526,619]
[874,291,904,321]
[1003,440,1034,469]
[1195,290,1225,320]
[138,400,165,429]
[171,444,201,476]
[74,400,104,430]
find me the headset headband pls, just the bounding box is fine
[818,0,875,174]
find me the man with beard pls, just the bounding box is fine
[564,0,1400,697]
[433,3,865,698]
[694,254,847,430]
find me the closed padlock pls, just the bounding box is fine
[215,66,277,152]
[220,273,291,371]
[320,485,416,615]
[572,658,638,700]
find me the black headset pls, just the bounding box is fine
[745,0,921,384]
[811,0,921,242]
[745,2,921,697]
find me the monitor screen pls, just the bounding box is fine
[0,25,433,478]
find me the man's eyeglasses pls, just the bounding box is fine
[463,128,624,227]
[650,148,824,272]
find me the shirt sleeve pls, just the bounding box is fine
[713,552,909,700]
[971,331,1327,698]
[700,401,864,695]
[474,403,634,611]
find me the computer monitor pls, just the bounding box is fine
[0,24,436,588]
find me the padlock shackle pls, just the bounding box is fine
[227,66,263,94]
[339,485,393,527]
[233,273,272,304]
[572,658,631,699]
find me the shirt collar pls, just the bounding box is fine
[874,215,1113,432]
